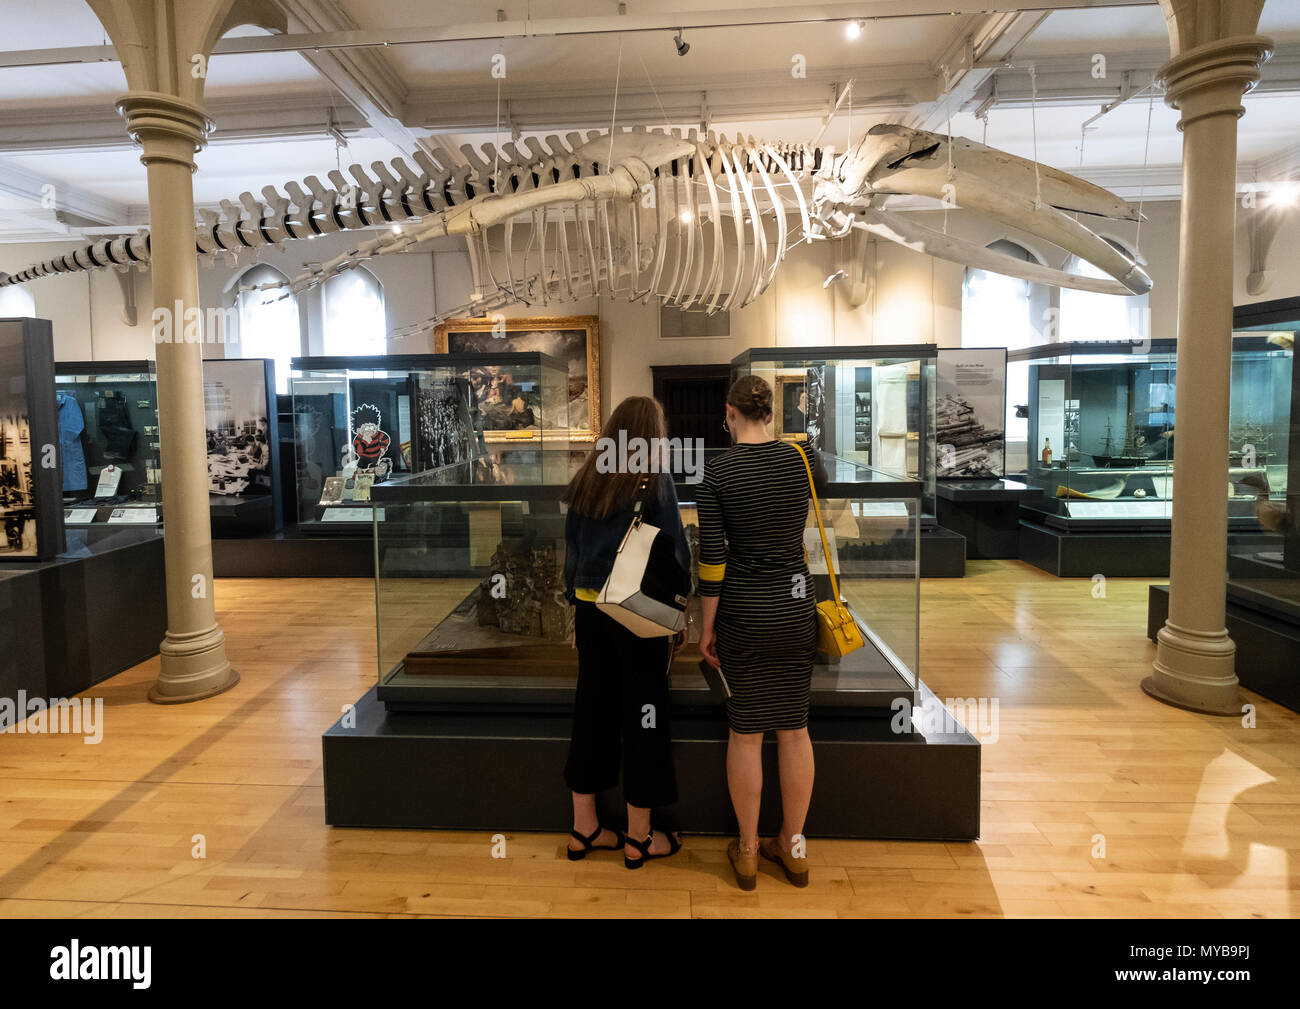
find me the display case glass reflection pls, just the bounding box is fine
[290,353,567,533]
[370,446,921,712]
[1226,321,1296,621]
[731,345,938,513]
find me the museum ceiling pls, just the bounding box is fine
[1,0,1299,244]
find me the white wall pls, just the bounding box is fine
[5,195,1296,423]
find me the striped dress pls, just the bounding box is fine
[696,440,822,733]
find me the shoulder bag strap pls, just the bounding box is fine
[792,443,840,605]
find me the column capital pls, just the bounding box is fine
[1159,36,1274,129]
[116,91,213,170]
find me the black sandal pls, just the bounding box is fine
[623,829,682,869]
[567,825,624,861]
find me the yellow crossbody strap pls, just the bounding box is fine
[792,443,839,604]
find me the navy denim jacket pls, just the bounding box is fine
[563,477,691,603]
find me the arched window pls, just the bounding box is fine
[1059,238,1150,345]
[232,264,299,394]
[961,240,1037,351]
[0,285,36,317]
[323,268,386,357]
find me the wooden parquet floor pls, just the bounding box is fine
[0,560,1295,918]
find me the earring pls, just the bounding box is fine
[722,419,730,434]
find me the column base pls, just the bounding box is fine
[1144,620,1241,716]
[149,626,239,705]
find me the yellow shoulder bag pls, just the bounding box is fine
[792,443,865,659]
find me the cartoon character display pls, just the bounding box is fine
[347,403,392,480]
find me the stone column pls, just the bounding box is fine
[1144,5,1272,715]
[120,93,239,703]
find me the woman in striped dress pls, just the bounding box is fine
[697,375,826,890]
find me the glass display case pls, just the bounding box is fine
[730,345,938,513]
[204,357,282,536]
[1012,336,1289,531]
[1010,340,1179,526]
[290,352,568,535]
[0,317,63,560]
[370,445,921,713]
[1226,318,1296,640]
[54,360,162,528]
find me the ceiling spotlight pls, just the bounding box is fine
[673,29,690,56]
[679,209,694,224]
[824,269,848,288]
[846,20,864,40]
[391,224,403,234]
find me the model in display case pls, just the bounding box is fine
[368,444,923,713]
[54,361,162,527]
[1010,340,1179,522]
[289,352,567,534]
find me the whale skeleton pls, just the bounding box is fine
[0,123,1152,336]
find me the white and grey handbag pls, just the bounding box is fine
[596,480,692,637]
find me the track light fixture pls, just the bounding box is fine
[673,29,690,56]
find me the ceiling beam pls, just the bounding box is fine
[0,2,1161,68]
[904,9,1050,132]
[0,157,128,225]
[0,95,368,154]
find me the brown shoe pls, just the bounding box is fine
[759,837,810,887]
[726,839,758,891]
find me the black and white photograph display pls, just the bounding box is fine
[416,374,474,470]
[854,367,872,454]
[203,359,275,497]
[936,348,1008,478]
[0,318,63,560]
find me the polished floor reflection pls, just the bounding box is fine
[0,561,1295,918]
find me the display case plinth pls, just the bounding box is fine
[323,685,980,841]
[1018,517,1172,577]
[213,528,373,578]
[937,479,1034,559]
[0,527,165,701]
[1148,584,1300,713]
[920,524,966,577]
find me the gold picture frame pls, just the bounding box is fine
[774,375,810,443]
[434,315,601,441]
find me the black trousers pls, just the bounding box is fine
[564,601,678,809]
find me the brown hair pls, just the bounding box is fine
[563,396,669,519]
[727,375,773,422]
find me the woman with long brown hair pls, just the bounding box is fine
[561,396,690,868]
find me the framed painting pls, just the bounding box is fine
[774,375,809,443]
[434,315,600,439]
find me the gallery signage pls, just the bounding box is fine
[936,348,1008,479]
